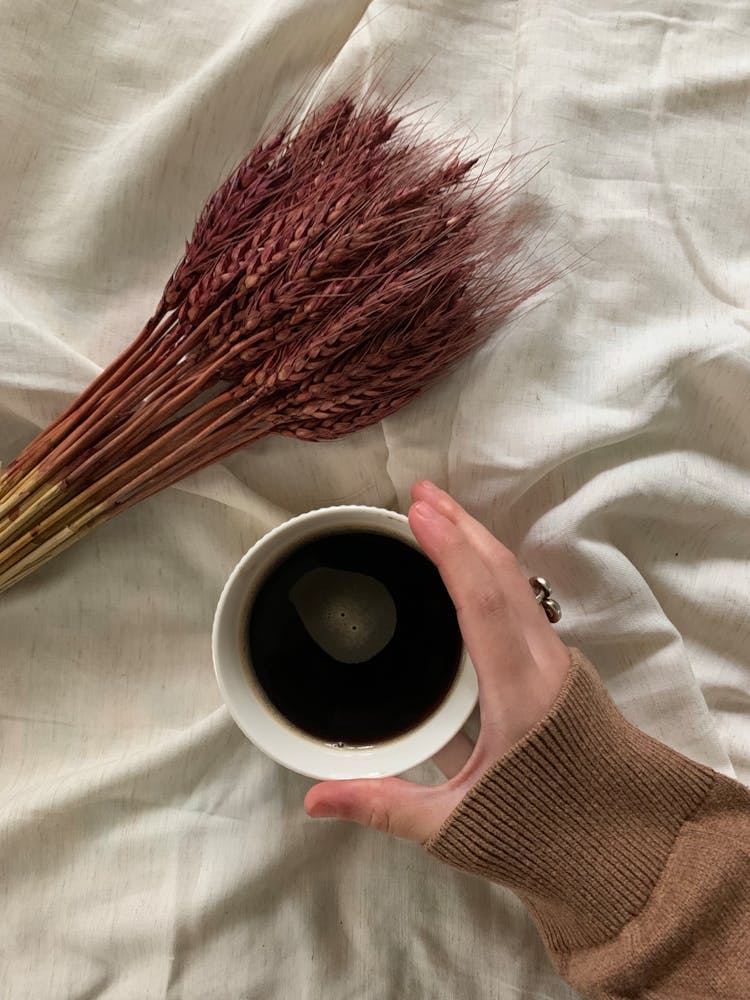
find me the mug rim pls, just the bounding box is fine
[212,504,478,780]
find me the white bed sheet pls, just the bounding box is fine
[2,1,749,997]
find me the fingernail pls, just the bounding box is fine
[418,479,440,497]
[412,500,438,520]
[310,802,337,819]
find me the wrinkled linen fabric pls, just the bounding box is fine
[1,1,749,998]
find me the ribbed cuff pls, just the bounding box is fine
[425,649,716,953]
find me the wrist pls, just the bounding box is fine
[425,649,716,952]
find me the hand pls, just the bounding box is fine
[304,481,571,843]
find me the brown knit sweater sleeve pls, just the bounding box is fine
[425,649,750,1000]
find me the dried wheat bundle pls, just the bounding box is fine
[0,93,551,593]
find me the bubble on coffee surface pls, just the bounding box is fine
[290,567,397,664]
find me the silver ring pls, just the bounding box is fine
[529,576,562,623]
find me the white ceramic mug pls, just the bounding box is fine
[212,505,478,780]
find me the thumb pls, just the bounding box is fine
[304,777,461,843]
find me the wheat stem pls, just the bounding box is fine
[0,91,555,592]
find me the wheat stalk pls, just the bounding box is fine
[0,93,552,593]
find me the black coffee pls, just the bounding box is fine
[245,530,462,745]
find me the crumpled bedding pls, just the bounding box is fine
[2,1,749,998]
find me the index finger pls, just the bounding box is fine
[408,498,534,709]
[409,483,570,698]
[412,480,518,577]
[411,481,545,628]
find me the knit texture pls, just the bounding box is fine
[426,650,750,997]
[427,649,716,950]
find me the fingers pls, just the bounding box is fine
[305,777,463,843]
[410,481,570,681]
[412,481,537,613]
[412,480,514,578]
[408,483,570,737]
[408,498,485,611]
[408,496,533,701]
[410,482,525,617]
